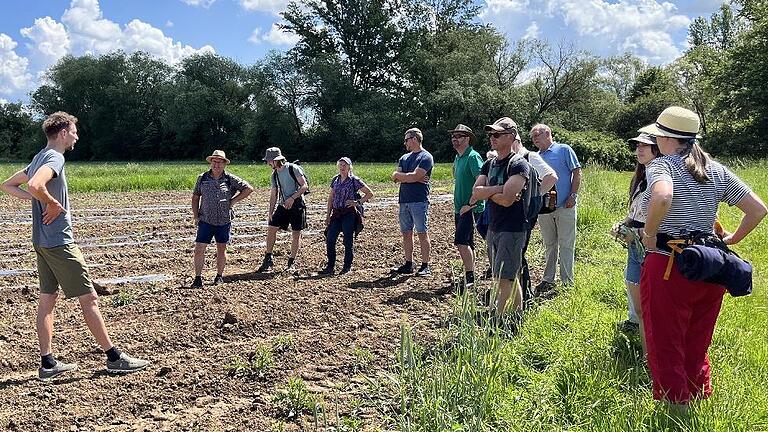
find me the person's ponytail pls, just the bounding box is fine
[681,139,711,184]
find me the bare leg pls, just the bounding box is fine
[496,277,523,314]
[290,230,301,259]
[457,244,474,272]
[37,293,58,356]
[265,227,278,254]
[78,292,113,351]
[193,242,207,276]
[215,243,227,275]
[417,232,431,264]
[402,231,414,262]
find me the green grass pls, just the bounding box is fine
[0,161,455,193]
[371,161,768,431]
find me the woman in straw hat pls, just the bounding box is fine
[611,133,660,352]
[639,106,766,410]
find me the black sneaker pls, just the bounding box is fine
[339,266,352,275]
[106,352,150,374]
[191,276,203,288]
[212,275,224,285]
[534,281,556,295]
[416,264,431,277]
[285,259,297,273]
[318,266,334,276]
[394,262,413,274]
[39,359,78,380]
[483,267,493,279]
[256,258,274,273]
[465,272,475,288]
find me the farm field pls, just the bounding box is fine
[0,163,767,431]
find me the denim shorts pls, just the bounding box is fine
[399,202,429,233]
[624,243,645,284]
[196,221,231,244]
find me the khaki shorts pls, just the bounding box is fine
[34,243,95,298]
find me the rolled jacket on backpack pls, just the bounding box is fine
[676,245,753,297]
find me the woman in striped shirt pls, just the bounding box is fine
[639,106,766,410]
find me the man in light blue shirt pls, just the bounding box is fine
[530,123,582,288]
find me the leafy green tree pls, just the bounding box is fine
[0,103,41,160]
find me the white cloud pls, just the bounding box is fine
[263,24,301,46]
[57,0,213,62]
[0,34,32,96]
[180,0,217,7]
[249,24,300,46]
[248,28,262,44]
[166,20,174,28]
[20,17,70,70]
[239,0,291,14]
[481,0,697,64]
[523,22,540,40]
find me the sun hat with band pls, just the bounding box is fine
[206,149,230,164]
[447,124,477,145]
[639,106,701,139]
[338,156,352,166]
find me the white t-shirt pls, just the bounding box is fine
[517,148,556,196]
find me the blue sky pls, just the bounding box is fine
[1,0,724,103]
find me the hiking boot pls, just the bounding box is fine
[534,281,556,295]
[212,274,224,285]
[394,262,413,274]
[39,359,78,380]
[318,266,334,276]
[256,258,274,273]
[416,264,431,277]
[284,259,297,273]
[191,276,203,288]
[106,352,150,374]
[339,266,352,275]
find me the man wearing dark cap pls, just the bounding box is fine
[257,147,309,273]
[449,124,485,289]
[470,117,529,319]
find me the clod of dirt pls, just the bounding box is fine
[156,366,172,377]
[20,287,30,296]
[5,298,12,305]
[222,311,238,325]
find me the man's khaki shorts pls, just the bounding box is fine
[34,243,95,298]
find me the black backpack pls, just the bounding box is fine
[501,152,541,229]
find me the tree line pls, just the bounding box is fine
[1,0,766,167]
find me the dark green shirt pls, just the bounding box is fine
[453,146,485,214]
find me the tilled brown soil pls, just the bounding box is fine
[0,189,475,431]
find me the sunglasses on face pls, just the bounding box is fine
[451,134,468,140]
[489,132,513,139]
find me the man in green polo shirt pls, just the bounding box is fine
[449,124,485,289]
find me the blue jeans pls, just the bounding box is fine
[326,211,356,268]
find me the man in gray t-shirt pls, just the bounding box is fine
[256,147,309,273]
[1,111,149,379]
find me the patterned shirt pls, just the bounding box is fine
[330,175,364,209]
[193,170,251,226]
[643,155,751,236]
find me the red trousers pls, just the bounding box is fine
[640,253,726,403]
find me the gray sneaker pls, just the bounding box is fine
[39,359,78,380]
[106,352,150,374]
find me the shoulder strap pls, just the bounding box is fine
[288,164,299,186]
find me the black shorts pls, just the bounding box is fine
[454,212,476,248]
[270,203,307,231]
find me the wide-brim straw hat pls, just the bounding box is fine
[206,149,230,164]
[447,124,477,145]
[639,106,702,139]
